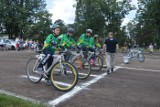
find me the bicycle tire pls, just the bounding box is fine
[72,57,91,79]
[137,53,145,62]
[89,55,103,71]
[99,53,107,68]
[26,57,43,83]
[50,61,78,92]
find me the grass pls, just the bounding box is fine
[0,94,47,107]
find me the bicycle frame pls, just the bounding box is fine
[36,53,65,75]
[71,48,94,61]
[71,49,84,62]
[87,51,95,60]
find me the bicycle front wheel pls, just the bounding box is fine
[50,61,78,92]
[72,57,91,79]
[26,57,43,83]
[137,53,145,62]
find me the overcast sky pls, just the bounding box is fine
[45,0,138,26]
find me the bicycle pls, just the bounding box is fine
[26,50,78,92]
[87,50,103,72]
[123,48,145,63]
[97,49,107,68]
[70,46,103,72]
[70,47,91,80]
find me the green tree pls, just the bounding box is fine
[0,0,52,40]
[130,0,160,48]
[74,0,135,46]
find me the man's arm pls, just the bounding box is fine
[116,44,119,53]
[89,37,95,47]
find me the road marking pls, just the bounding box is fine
[0,89,41,105]
[21,75,76,87]
[78,73,98,77]
[48,67,119,106]
[116,66,160,72]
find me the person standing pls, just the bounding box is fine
[103,32,119,74]
[149,43,154,56]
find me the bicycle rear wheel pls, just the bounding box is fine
[50,61,78,92]
[137,53,145,62]
[72,57,91,79]
[89,55,103,71]
[26,57,43,83]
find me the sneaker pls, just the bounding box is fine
[111,68,114,72]
[45,79,51,86]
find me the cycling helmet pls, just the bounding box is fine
[52,24,61,30]
[67,27,75,34]
[86,29,93,33]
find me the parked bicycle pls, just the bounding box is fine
[26,50,78,92]
[123,48,145,63]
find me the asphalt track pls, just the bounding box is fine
[0,51,160,107]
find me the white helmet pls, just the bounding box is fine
[86,29,93,34]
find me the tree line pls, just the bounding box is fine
[1,0,158,48]
[127,0,160,48]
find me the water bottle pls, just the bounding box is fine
[41,54,50,65]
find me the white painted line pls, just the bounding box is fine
[102,66,120,71]
[54,69,98,77]
[0,89,41,105]
[48,67,119,106]
[21,75,73,87]
[116,66,160,72]
[21,75,92,91]
[78,73,98,77]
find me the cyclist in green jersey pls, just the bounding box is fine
[38,24,61,85]
[77,29,95,59]
[60,28,77,61]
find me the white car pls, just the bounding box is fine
[4,39,16,50]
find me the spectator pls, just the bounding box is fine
[149,43,154,56]
[15,37,20,51]
[128,43,132,51]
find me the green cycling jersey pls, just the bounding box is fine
[43,34,58,54]
[60,34,77,48]
[78,34,95,48]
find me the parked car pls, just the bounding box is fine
[4,39,16,50]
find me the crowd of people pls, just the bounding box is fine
[15,38,42,51]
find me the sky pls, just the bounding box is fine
[45,0,138,26]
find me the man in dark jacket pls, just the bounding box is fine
[103,32,119,74]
